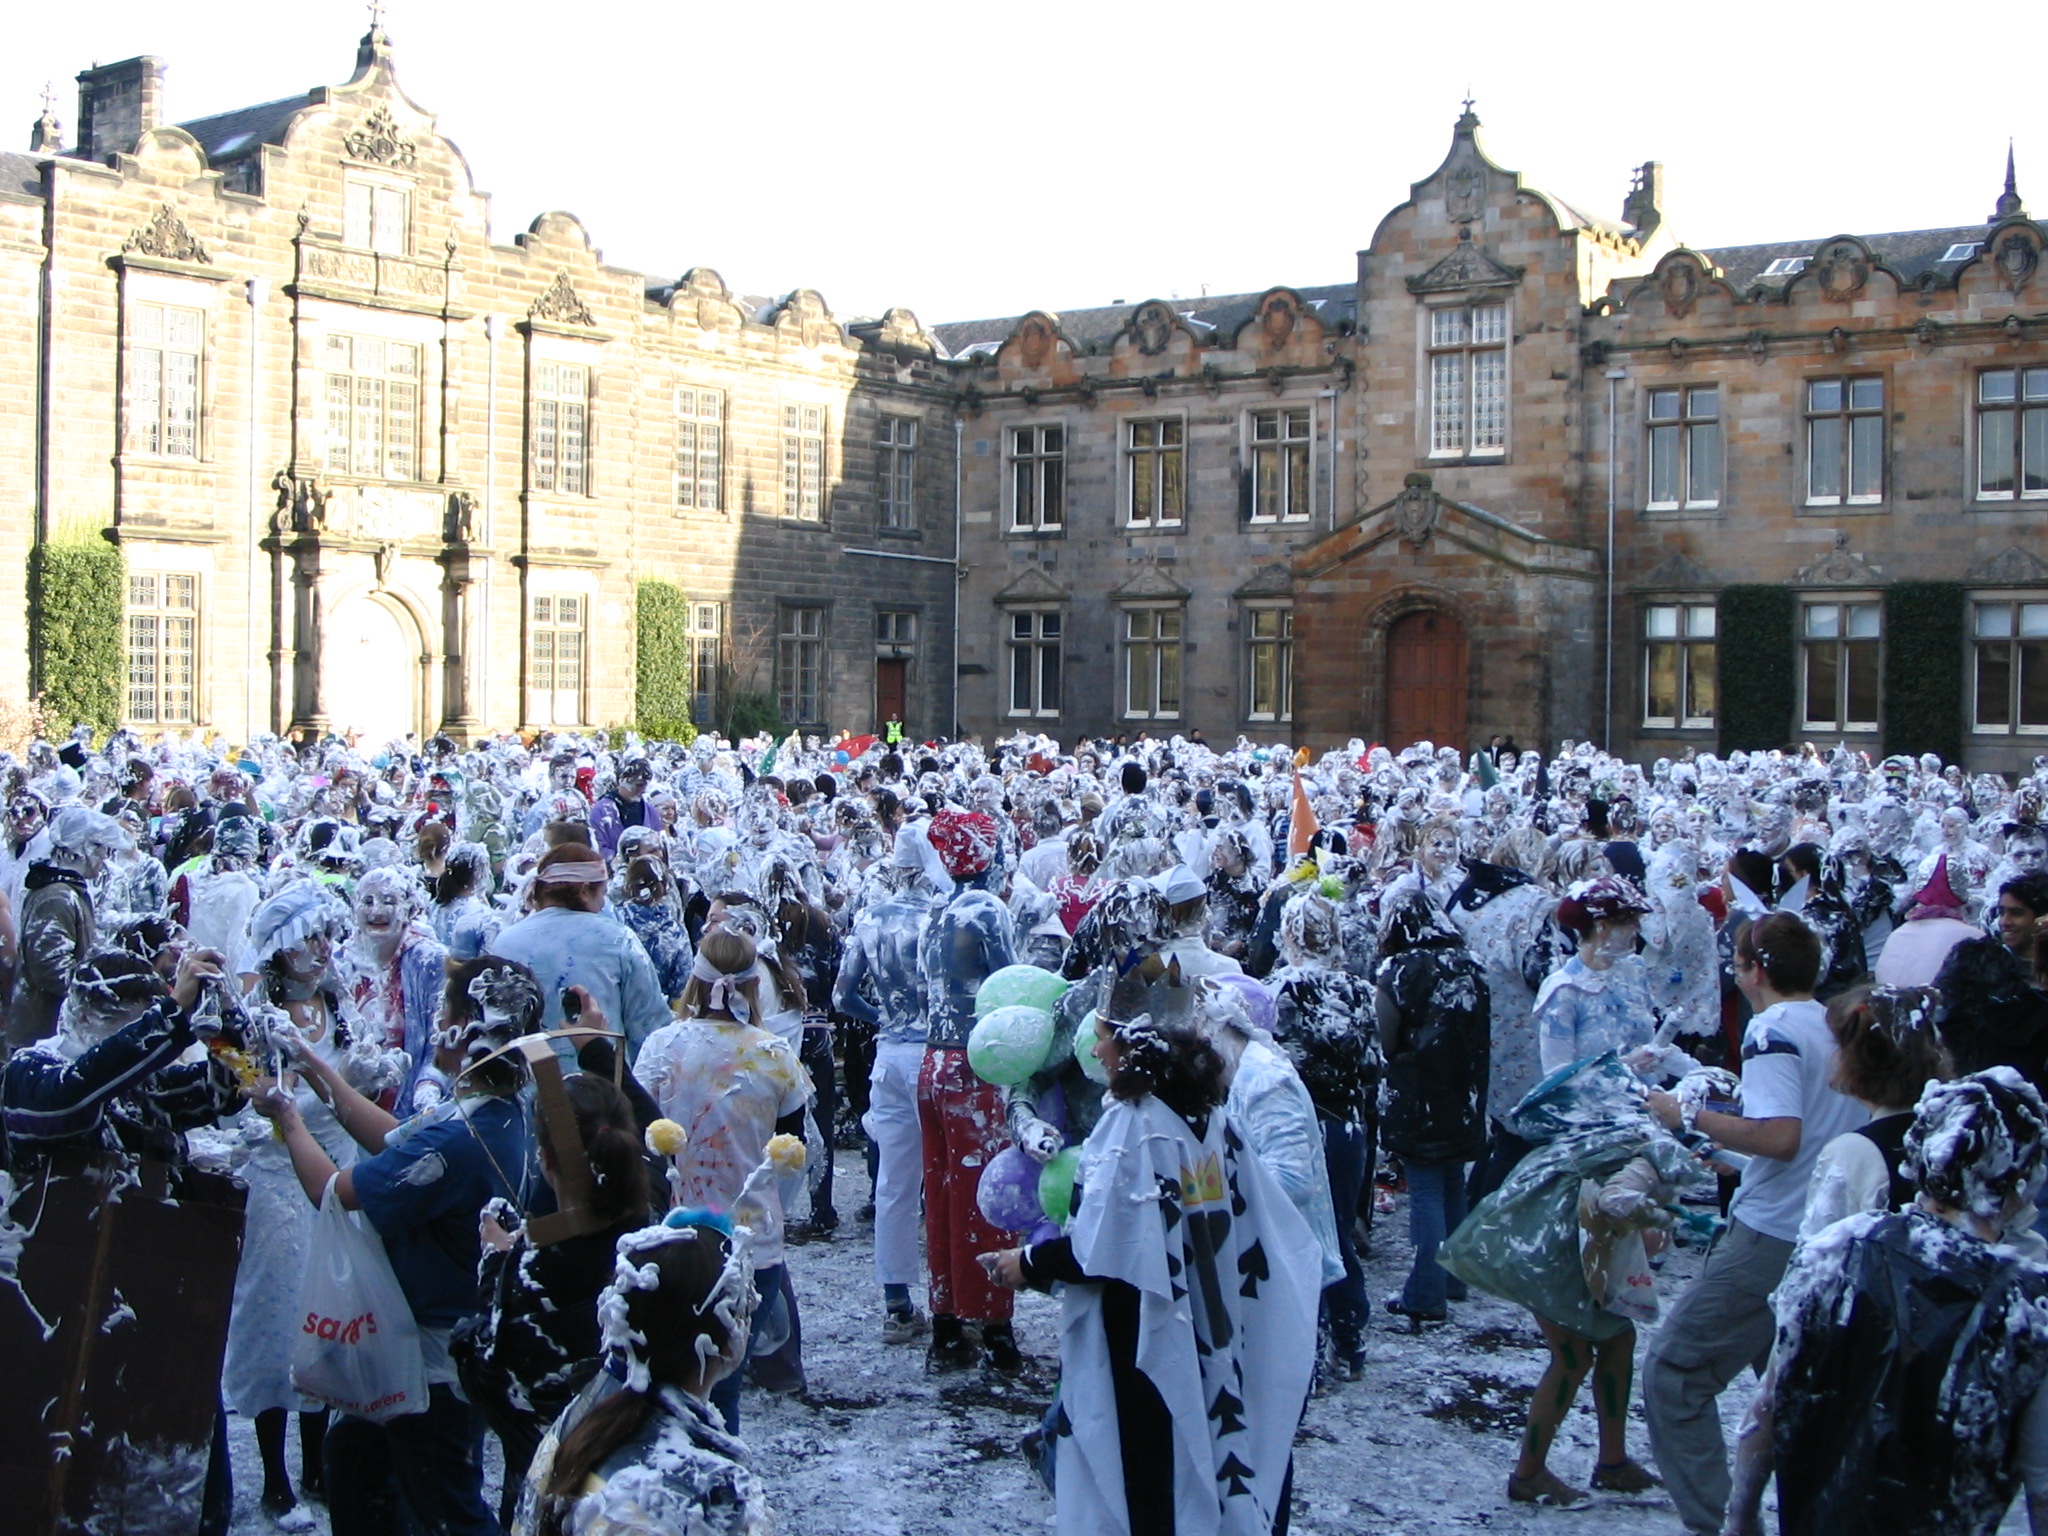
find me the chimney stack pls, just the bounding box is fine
[75,56,165,163]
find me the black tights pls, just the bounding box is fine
[254,1408,329,1504]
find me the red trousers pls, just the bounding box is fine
[916,1047,1015,1322]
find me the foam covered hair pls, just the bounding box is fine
[1905,1066,2048,1220]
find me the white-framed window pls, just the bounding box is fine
[1007,609,1062,717]
[878,417,917,529]
[1646,386,1721,509]
[1976,367,2048,501]
[674,388,723,512]
[322,334,420,481]
[532,362,590,496]
[876,610,918,647]
[1126,418,1185,527]
[1010,424,1065,531]
[1801,599,1881,732]
[1427,302,1508,458]
[526,594,585,725]
[1250,408,1312,522]
[343,180,410,255]
[1805,376,1884,505]
[1760,256,1809,277]
[1973,599,2048,734]
[125,572,197,726]
[782,404,826,519]
[1642,601,1717,729]
[1122,608,1183,719]
[131,302,202,460]
[1245,606,1293,721]
[1943,242,1982,263]
[778,605,826,724]
[686,601,721,726]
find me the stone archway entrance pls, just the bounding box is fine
[1385,608,1467,749]
[324,593,419,746]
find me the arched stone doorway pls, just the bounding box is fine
[324,593,420,746]
[1385,608,1467,749]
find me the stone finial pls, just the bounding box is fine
[29,82,61,153]
[1994,142,2026,223]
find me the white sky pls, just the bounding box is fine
[10,0,2039,326]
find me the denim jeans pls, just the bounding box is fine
[1401,1159,1469,1315]
[800,1027,839,1219]
[324,1382,497,1536]
[1321,1119,1371,1359]
[709,1262,797,1432]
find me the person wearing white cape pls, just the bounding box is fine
[986,959,1320,1536]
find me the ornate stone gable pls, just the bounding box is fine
[1232,562,1294,600]
[1811,239,1871,301]
[994,565,1068,603]
[1638,551,1721,590]
[344,104,416,167]
[1390,475,1440,546]
[124,204,210,264]
[530,270,595,327]
[1108,561,1190,601]
[1995,228,2040,293]
[1127,300,1179,357]
[1968,544,2048,585]
[1406,232,1522,295]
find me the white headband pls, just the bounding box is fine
[689,951,752,1021]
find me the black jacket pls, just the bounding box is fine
[1376,940,1490,1163]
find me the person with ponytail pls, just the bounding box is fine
[453,1068,658,1527]
[522,1223,768,1536]
[633,929,811,1428]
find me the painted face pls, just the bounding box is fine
[550,761,577,793]
[7,797,44,836]
[355,886,406,936]
[1942,809,1969,847]
[1419,828,1459,877]
[2010,833,2048,875]
[285,931,334,980]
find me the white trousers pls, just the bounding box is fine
[864,1040,927,1291]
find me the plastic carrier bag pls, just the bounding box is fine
[290,1174,427,1422]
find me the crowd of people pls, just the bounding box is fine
[4,720,2048,1535]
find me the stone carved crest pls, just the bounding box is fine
[1391,476,1440,547]
[1259,294,1296,348]
[344,105,417,168]
[446,490,477,544]
[373,542,400,589]
[1132,302,1175,357]
[1813,241,1869,301]
[1658,259,1701,316]
[272,472,329,535]
[1998,232,2039,291]
[1445,163,1484,224]
[530,270,595,327]
[1016,316,1055,370]
[124,204,211,264]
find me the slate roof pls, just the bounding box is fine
[176,95,309,165]
[1701,224,2018,290]
[0,151,43,200]
[933,281,1358,358]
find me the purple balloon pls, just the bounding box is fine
[976,1146,1045,1232]
[1026,1219,1061,1247]
[1213,971,1277,1033]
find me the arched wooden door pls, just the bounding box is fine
[1384,609,1468,750]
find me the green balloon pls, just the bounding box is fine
[967,1005,1058,1086]
[974,964,1070,1018]
[1038,1147,1082,1226]
[1074,1010,1110,1085]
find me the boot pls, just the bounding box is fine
[926,1313,975,1373]
[981,1319,1024,1376]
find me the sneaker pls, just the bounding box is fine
[927,1313,976,1373]
[856,1201,877,1223]
[883,1305,929,1344]
[982,1319,1025,1376]
[1589,1459,1660,1494]
[1020,1428,1053,1495]
[1373,1188,1397,1216]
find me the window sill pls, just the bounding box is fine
[1969,498,2048,510]
[1123,522,1187,536]
[1639,722,1717,734]
[1639,505,1724,521]
[1804,724,1880,736]
[118,453,212,470]
[1972,727,2048,737]
[1004,526,1066,540]
[1797,502,1887,516]
[875,525,924,540]
[1426,452,1508,467]
[1247,517,1314,528]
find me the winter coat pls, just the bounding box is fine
[588,792,652,862]
[10,865,95,1048]
[919,888,1017,1050]
[1375,939,1490,1164]
[1267,963,1381,1124]
[1446,862,1554,1120]
[1933,936,2048,1088]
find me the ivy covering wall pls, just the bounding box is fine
[632,581,698,746]
[30,540,125,735]
[1882,581,1965,764]
[1716,584,1797,754]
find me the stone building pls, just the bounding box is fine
[8,31,2046,769]
[941,110,2048,773]
[0,29,958,746]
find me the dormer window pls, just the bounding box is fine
[1942,242,1982,262]
[1760,257,1809,277]
[344,180,410,255]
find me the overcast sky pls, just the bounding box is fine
[10,0,2038,326]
